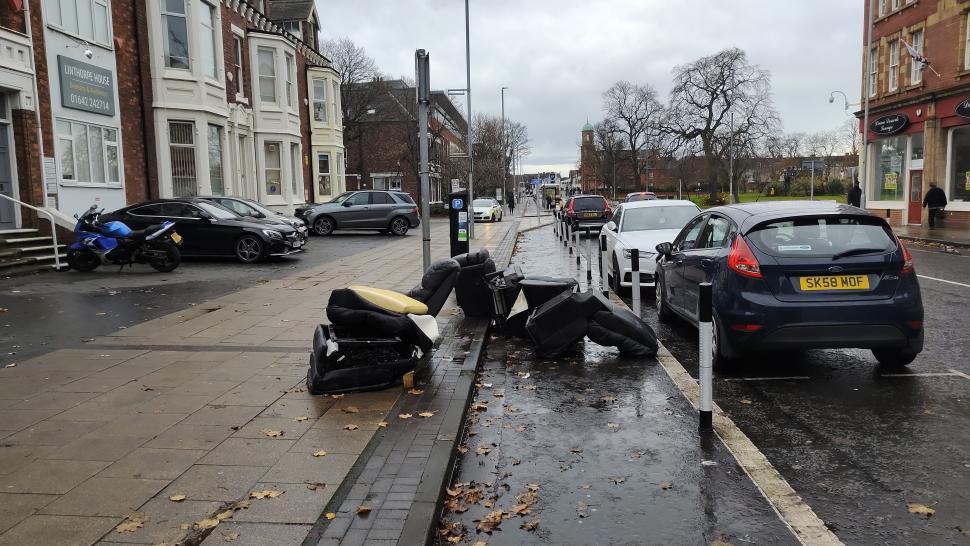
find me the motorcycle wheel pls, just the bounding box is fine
[145,241,181,272]
[67,248,100,272]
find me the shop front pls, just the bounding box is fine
[864,105,925,226]
[940,94,970,229]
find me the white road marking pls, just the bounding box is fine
[880,372,966,378]
[724,376,811,382]
[917,274,970,288]
[948,369,970,380]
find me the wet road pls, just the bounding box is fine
[0,231,402,366]
[439,228,796,545]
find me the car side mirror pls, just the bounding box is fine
[656,242,673,257]
[255,212,265,218]
[342,201,353,207]
[604,221,617,232]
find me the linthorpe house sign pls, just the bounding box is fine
[870,113,909,136]
[957,97,970,119]
[57,56,115,116]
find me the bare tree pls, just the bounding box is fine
[470,114,530,198]
[663,48,780,200]
[603,81,663,183]
[591,118,624,194]
[320,37,382,127]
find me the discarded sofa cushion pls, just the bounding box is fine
[519,276,578,308]
[405,258,460,317]
[348,286,429,315]
[453,249,497,317]
[587,308,659,357]
[526,291,593,357]
[326,288,434,352]
[307,324,418,394]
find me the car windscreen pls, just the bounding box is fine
[746,216,896,258]
[571,197,606,211]
[473,199,496,207]
[330,192,353,203]
[621,206,699,232]
[196,201,239,220]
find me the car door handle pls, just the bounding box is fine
[701,258,715,266]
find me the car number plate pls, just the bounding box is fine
[799,275,869,291]
[583,212,599,218]
[170,232,183,245]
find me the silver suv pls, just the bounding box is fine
[295,191,420,236]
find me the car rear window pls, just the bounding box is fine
[571,197,606,211]
[621,206,699,232]
[626,193,656,202]
[393,193,415,204]
[746,216,896,258]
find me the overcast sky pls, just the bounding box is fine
[317,0,863,175]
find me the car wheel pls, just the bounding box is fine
[312,216,335,236]
[656,276,674,323]
[67,248,100,272]
[234,235,265,263]
[390,216,409,236]
[711,312,738,368]
[872,349,918,368]
[611,254,628,296]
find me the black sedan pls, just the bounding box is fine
[654,201,923,368]
[104,198,304,263]
[198,195,309,245]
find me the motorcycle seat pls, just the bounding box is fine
[125,224,165,240]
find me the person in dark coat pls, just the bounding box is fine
[507,194,515,216]
[923,182,948,228]
[847,180,862,208]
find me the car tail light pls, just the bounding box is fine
[566,200,575,216]
[906,320,923,330]
[898,237,914,275]
[728,235,762,279]
[604,204,612,216]
[411,207,418,214]
[730,324,763,333]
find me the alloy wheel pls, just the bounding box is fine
[235,236,263,263]
[391,217,409,236]
[313,217,334,236]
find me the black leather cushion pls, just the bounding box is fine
[306,325,418,394]
[406,258,460,317]
[326,289,433,352]
[519,276,578,308]
[525,291,590,357]
[453,249,496,317]
[587,308,659,357]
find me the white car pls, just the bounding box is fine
[473,198,503,222]
[602,200,701,293]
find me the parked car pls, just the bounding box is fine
[473,198,503,222]
[563,194,612,232]
[625,191,657,202]
[602,200,701,293]
[199,196,308,246]
[654,201,923,367]
[103,198,303,263]
[295,190,420,236]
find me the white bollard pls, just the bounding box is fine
[575,228,581,268]
[599,233,608,297]
[698,282,713,433]
[630,248,641,318]
[585,228,592,284]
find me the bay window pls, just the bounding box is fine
[169,121,197,196]
[162,0,190,70]
[199,2,218,78]
[313,79,327,122]
[56,119,120,185]
[264,142,282,195]
[291,143,301,198]
[207,125,224,195]
[258,48,277,102]
[46,0,110,47]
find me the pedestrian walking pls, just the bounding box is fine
[923,182,948,228]
[545,195,553,210]
[508,194,515,216]
[847,179,862,208]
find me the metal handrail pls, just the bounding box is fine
[0,194,61,270]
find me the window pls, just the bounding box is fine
[285,53,295,107]
[233,36,244,94]
[965,13,970,70]
[371,174,402,191]
[698,216,734,249]
[910,29,924,85]
[371,192,394,205]
[162,0,190,69]
[207,125,224,195]
[317,153,331,196]
[674,215,707,251]
[199,2,217,78]
[950,127,970,202]
[169,121,197,196]
[345,192,369,206]
[868,46,878,97]
[911,133,923,161]
[891,0,900,10]
[264,142,282,195]
[252,0,263,10]
[313,79,327,122]
[748,217,894,258]
[281,21,302,40]
[888,40,899,92]
[878,0,886,16]
[333,80,340,124]
[336,152,344,193]
[258,48,277,102]
[872,136,906,201]
[55,119,120,185]
[46,0,110,46]
[290,143,301,199]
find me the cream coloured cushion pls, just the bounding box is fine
[348,286,429,315]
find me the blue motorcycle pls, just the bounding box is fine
[67,204,183,272]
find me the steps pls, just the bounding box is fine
[0,229,68,276]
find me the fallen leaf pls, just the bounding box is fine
[601,395,617,403]
[141,385,154,391]
[418,411,435,418]
[659,481,674,490]
[115,513,145,533]
[194,518,220,530]
[456,445,469,454]
[570,447,583,454]
[483,499,494,508]
[344,424,359,430]
[740,399,753,405]
[607,422,620,430]
[398,413,413,419]
[249,490,284,499]
[446,537,462,544]
[474,510,506,533]
[473,541,488,546]
[377,421,388,428]
[520,518,540,531]
[408,388,424,395]
[221,531,240,541]
[324,512,336,520]
[312,450,327,457]
[515,425,527,432]
[527,483,540,491]
[305,482,325,491]
[522,384,537,391]
[294,416,308,422]
[907,502,936,518]
[576,501,589,518]
[341,406,359,414]
[3,363,16,368]
[168,494,187,502]
[511,503,531,515]
[356,505,372,515]
[261,429,283,438]
[580,484,591,490]
[215,509,234,521]
[331,394,344,399]
[476,445,491,455]
[711,538,733,546]
[230,499,251,511]
[511,458,521,466]
[611,476,626,484]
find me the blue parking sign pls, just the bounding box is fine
[452,198,464,210]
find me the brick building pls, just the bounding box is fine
[0,0,342,233]
[578,123,677,197]
[859,0,970,228]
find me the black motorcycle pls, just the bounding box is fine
[67,205,183,272]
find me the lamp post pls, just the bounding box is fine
[463,0,475,239]
[501,86,508,208]
[859,0,875,211]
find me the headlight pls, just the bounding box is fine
[262,229,284,240]
[623,249,656,259]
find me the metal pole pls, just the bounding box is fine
[585,227,592,284]
[698,282,713,433]
[599,233,608,297]
[501,86,508,213]
[631,248,641,319]
[464,0,475,239]
[415,50,432,272]
[861,0,874,211]
[810,159,815,201]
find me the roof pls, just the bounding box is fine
[266,0,315,20]
[709,201,880,232]
[582,121,594,131]
[622,199,699,210]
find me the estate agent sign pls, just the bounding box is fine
[58,56,115,116]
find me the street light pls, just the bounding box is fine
[828,90,859,113]
[501,86,508,208]
[463,0,475,240]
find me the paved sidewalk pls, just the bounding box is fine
[895,224,970,248]
[0,217,549,545]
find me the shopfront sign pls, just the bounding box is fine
[57,56,115,116]
[870,113,909,136]
[884,172,898,191]
[957,97,970,119]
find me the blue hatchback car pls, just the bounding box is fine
[654,202,923,367]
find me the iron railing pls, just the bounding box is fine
[0,193,61,270]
